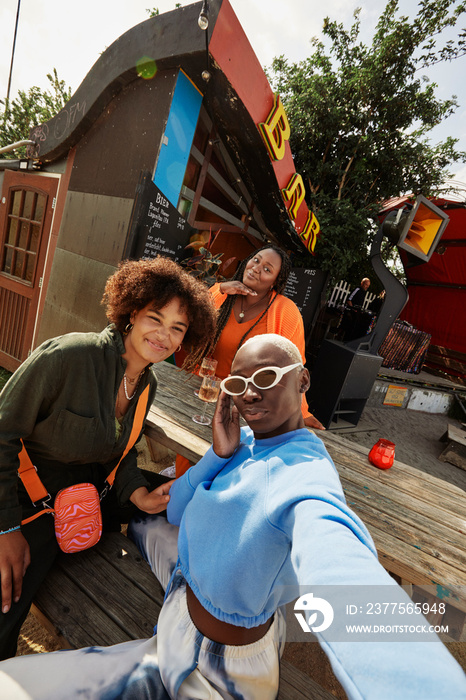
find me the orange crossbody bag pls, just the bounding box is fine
[18,385,150,554]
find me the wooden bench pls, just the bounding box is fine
[32,532,336,700]
[439,423,466,471]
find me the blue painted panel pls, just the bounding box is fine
[153,70,203,208]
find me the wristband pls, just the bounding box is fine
[0,525,20,536]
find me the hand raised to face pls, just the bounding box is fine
[212,390,241,459]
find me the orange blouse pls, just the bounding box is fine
[211,308,268,380]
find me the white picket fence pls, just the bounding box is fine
[327,280,376,311]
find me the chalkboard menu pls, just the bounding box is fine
[284,267,327,331]
[129,173,193,262]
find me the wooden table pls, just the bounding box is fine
[145,362,213,462]
[146,361,466,631]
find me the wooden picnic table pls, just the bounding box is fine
[145,361,466,627]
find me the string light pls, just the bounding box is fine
[198,0,209,30]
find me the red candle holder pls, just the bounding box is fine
[368,439,395,470]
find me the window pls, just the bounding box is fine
[1,188,46,284]
[178,107,265,238]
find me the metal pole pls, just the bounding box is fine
[6,0,22,107]
[0,139,36,154]
[345,217,409,354]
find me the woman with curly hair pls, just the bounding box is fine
[174,244,324,476]
[0,256,217,660]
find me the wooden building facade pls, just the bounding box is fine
[0,0,324,372]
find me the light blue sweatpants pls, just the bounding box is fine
[0,514,285,699]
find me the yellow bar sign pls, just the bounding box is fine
[258,93,320,254]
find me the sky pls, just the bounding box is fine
[1,0,465,184]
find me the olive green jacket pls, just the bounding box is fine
[0,326,157,531]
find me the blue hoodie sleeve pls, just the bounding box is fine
[278,461,466,700]
[167,446,230,526]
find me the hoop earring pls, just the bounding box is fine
[176,345,182,352]
[124,323,133,334]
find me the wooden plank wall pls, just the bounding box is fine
[424,344,466,387]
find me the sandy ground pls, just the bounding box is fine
[15,406,466,698]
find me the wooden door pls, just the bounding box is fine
[0,171,58,371]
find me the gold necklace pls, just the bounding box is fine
[238,292,270,322]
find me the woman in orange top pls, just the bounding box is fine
[175,245,324,476]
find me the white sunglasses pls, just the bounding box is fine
[220,363,303,396]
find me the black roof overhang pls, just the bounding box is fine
[29,0,302,254]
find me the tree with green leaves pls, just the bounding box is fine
[269,0,466,285]
[0,68,71,159]
[146,4,181,18]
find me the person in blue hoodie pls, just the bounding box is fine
[0,334,464,700]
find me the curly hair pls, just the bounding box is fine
[183,244,292,372]
[102,257,217,354]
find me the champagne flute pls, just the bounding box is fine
[193,375,221,425]
[194,357,218,397]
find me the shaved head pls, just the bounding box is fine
[239,334,302,365]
